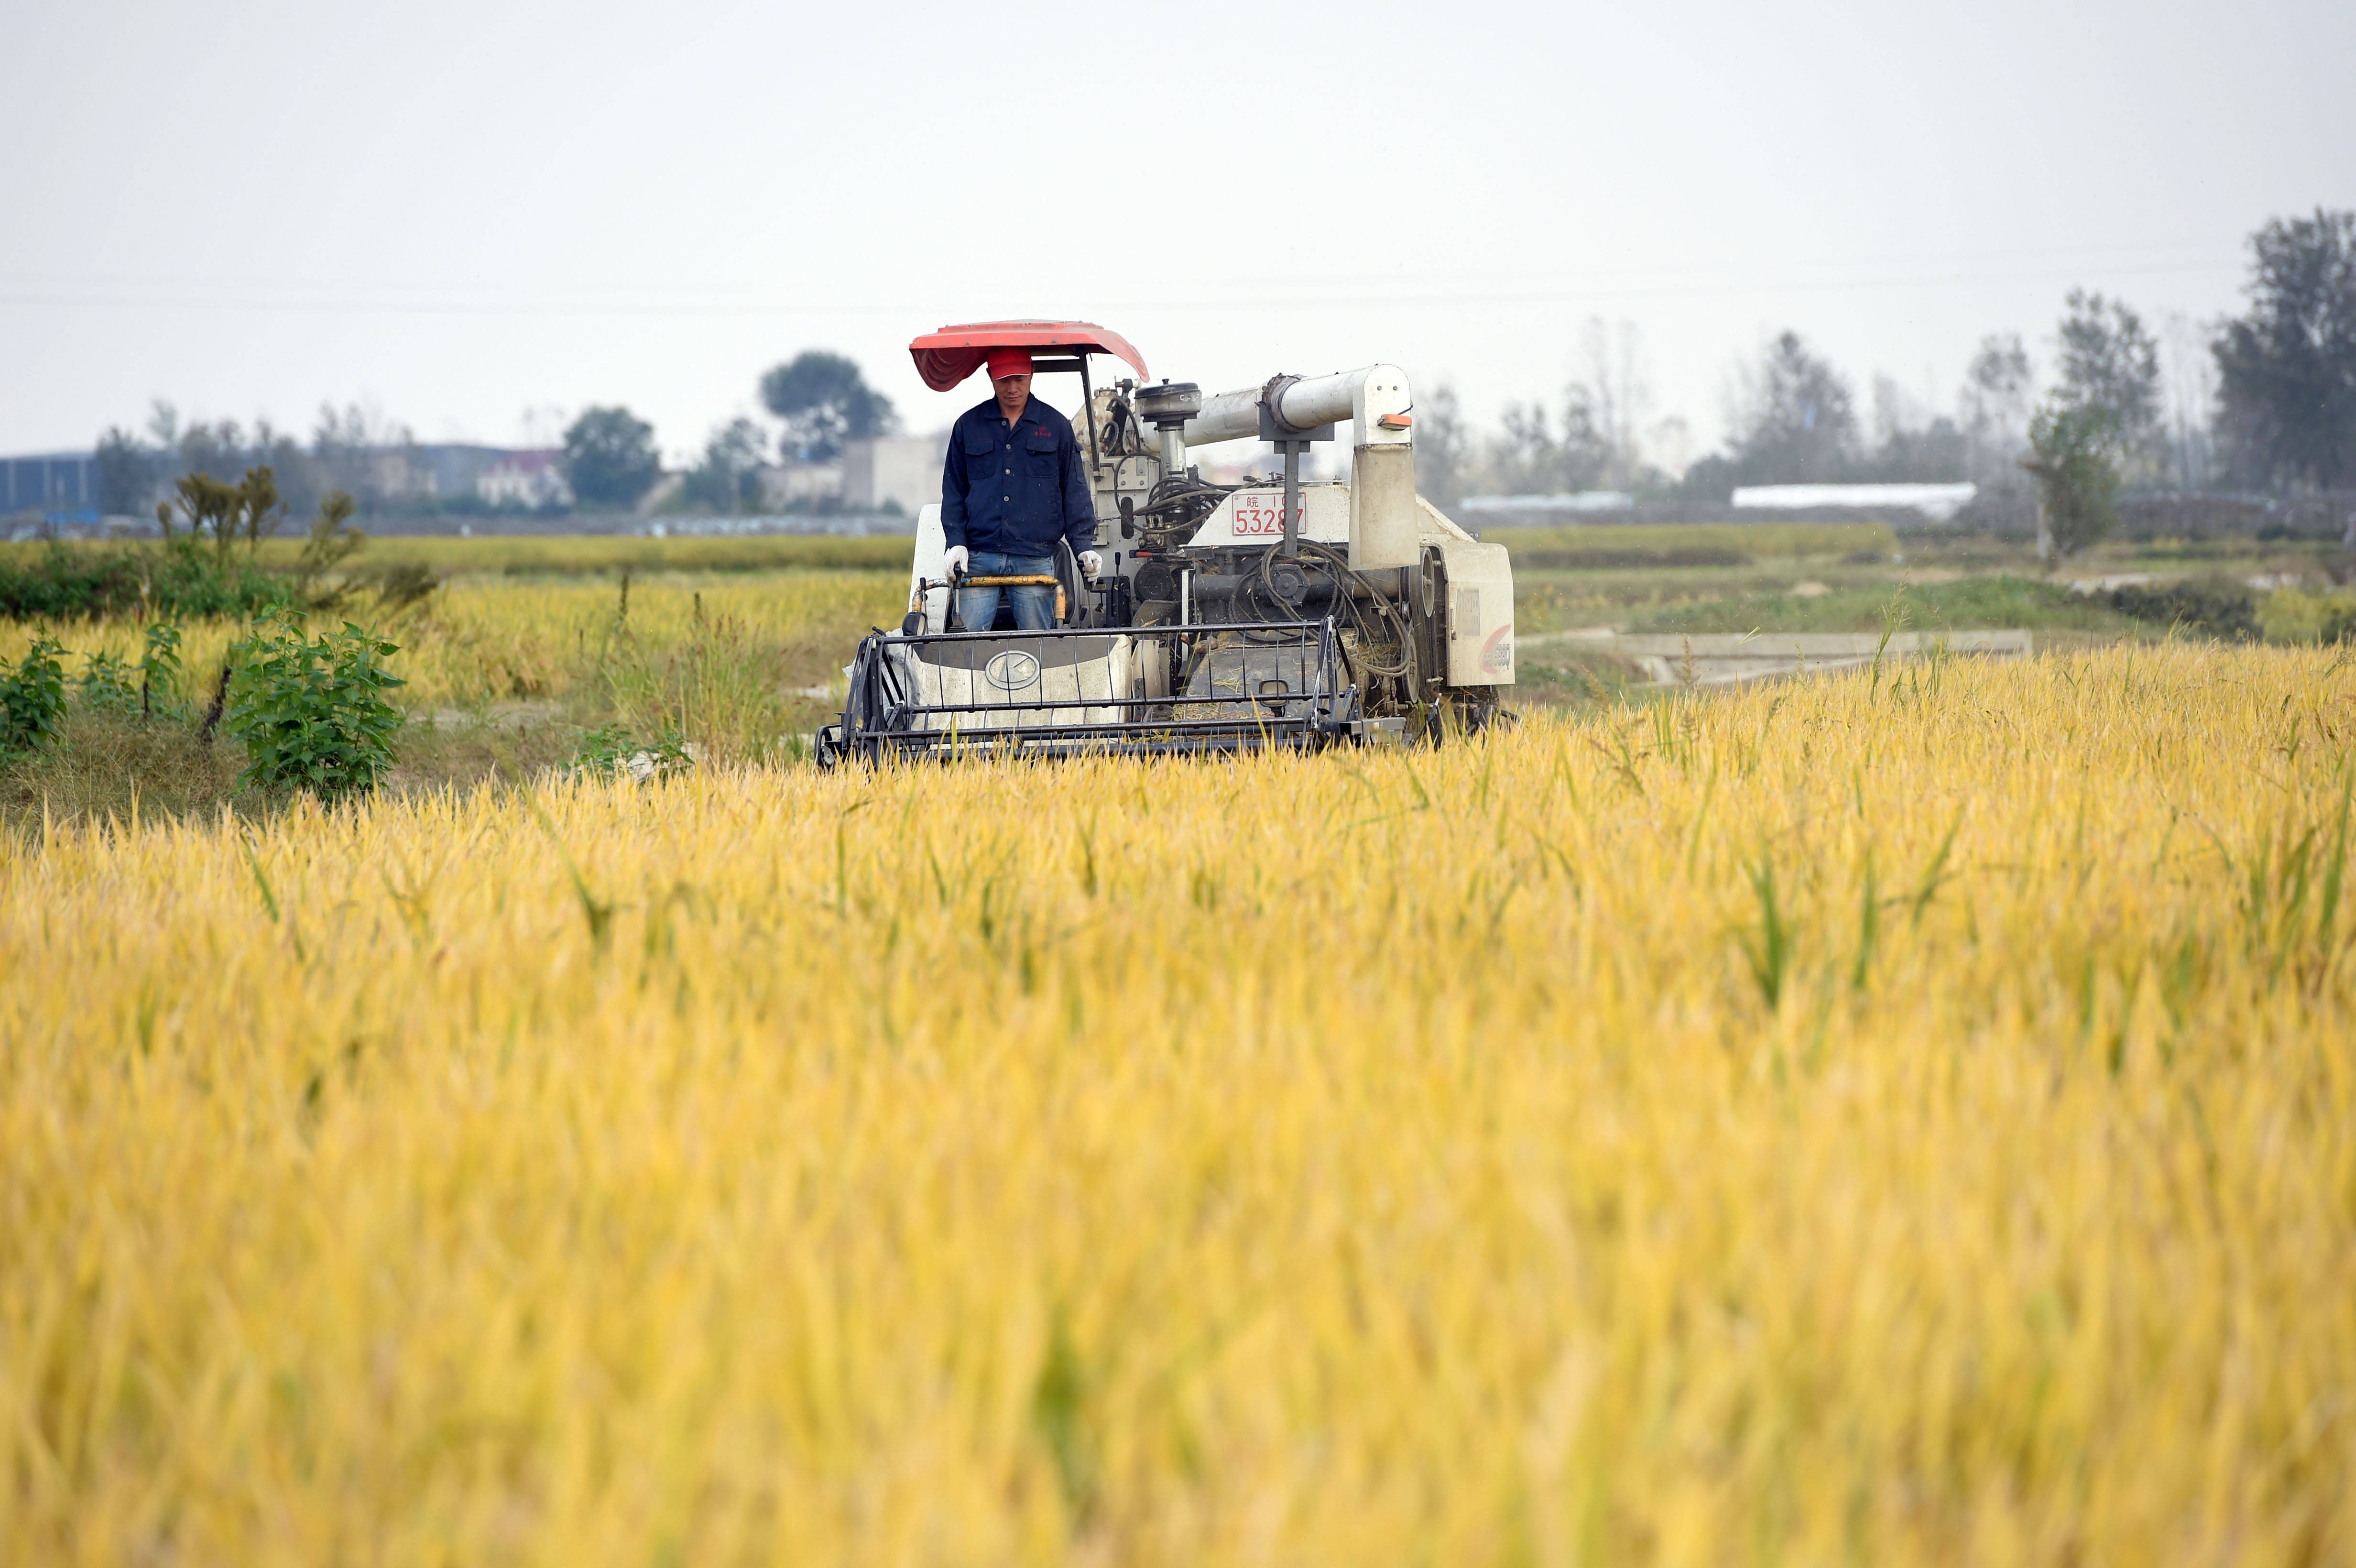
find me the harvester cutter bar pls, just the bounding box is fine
[818,618,1361,766]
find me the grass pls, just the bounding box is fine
[3,645,2353,1563]
[0,709,586,828]
[2262,584,2356,643]
[0,569,907,822]
[1628,575,2145,635]
[1483,520,1898,569]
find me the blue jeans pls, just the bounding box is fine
[957,550,1058,632]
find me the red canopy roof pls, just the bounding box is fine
[908,320,1150,392]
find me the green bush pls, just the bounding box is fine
[2107,580,2262,641]
[0,638,68,758]
[77,649,141,714]
[223,611,405,799]
[0,470,382,623]
[0,541,290,621]
[140,621,191,719]
[68,622,193,717]
[566,722,692,781]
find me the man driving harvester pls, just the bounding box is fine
[940,348,1102,631]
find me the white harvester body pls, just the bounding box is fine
[822,325,1515,763]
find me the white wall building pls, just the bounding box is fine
[842,434,947,516]
[754,461,844,511]
[476,449,572,509]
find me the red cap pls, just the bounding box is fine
[985,348,1034,381]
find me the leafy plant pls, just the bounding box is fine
[141,621,190,719]
[566,721,692,782]
[0,637,68,757]
[2020,403,2123,559]
[223,610,405,799]
[77,649,141,714]
[285,490,367,607]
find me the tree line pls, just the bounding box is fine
[90,350,904,519]
[83,209,2350,522]
[1418,207,2356,509]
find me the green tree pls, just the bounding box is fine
[561,407,662,510]
[2055,290,2163,478]
[759,351,896,462]
[2214,208,2356,492]
[159,466,288,563]
[677,417,770,513]
[2020,403,2121,561]
[94,426,157,515]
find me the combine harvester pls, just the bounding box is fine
[818,321,1516,763]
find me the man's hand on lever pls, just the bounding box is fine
[944,545,969,579]
[1077,549,1102,581]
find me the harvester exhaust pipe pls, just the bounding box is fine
[1180,365,1420,571]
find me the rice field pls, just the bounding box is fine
[3,642,2353,1564]
[2,571,901,713]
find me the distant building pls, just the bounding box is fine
[753,461,845,511]
[842,434,947,516]
[1732,483,1978,522]
[1,451,100,518]
[475,449,571,509]
[328,445,573,510]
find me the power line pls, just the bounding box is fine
[0,256,2242,321]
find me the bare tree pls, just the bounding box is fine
[1414,383,1473,506]
[1873,373,1925,448]
[1960,334,2034,492]
[2158,309,2217,490]
[1723,331,1858,482]
[1646,414,1694,479]
[1570,316,1653,488]
[1487,402,1562,495]
[312,402,419,514]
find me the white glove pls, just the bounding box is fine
[944,545,970,577]
[1077,549,1103,579]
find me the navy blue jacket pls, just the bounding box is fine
[939,397,1095,558]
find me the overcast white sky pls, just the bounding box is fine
[4,0,2351,465]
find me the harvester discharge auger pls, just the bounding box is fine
[816,321,1516,764]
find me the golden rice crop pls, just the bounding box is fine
[0,569,905,716]
[3,643,2352,1565]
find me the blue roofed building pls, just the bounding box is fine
[1,451,102,521]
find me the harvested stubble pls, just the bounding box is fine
[3,644,2353,1565]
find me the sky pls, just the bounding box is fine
[4,0,2352,468]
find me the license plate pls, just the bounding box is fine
[1228,492,1298,537]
